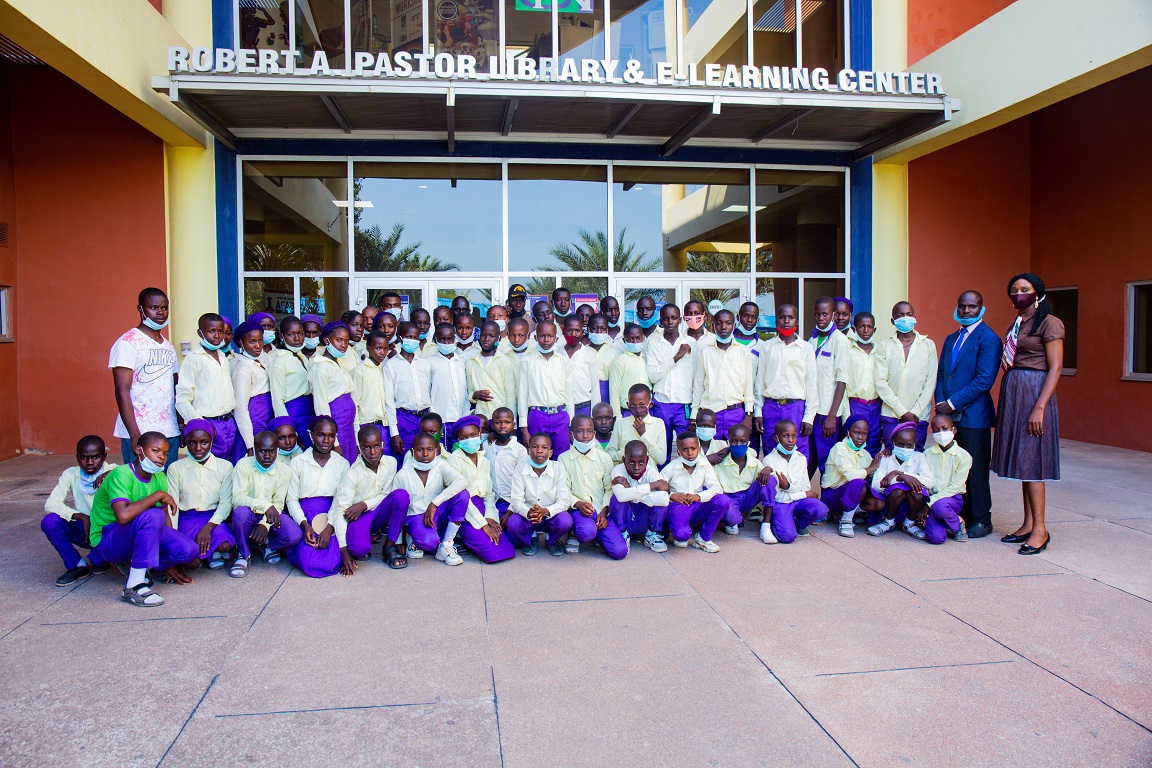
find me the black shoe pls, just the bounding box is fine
[1000,532,1031,544]
[548,542,565,557]
[1018,534,1050,555]
[454,536,469,556]
[55,564,92,587]
[90,562,111,575]
[967,522,993,539]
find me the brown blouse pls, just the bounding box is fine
[1009,315,1065,371]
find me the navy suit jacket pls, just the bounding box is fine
[935,322,1000,429]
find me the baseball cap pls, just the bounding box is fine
[508,284,527,299]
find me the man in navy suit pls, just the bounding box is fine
[935,290,1001,538]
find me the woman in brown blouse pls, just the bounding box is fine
[992,272,1064,554]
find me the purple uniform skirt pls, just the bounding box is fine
[287,496,342,578]
[285,394,316,449]
[177,510,238,558]
[231,392,274,462]
[328,392,358,464]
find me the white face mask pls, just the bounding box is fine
[932,429,955,447]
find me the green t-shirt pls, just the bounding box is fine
[89,464,168,546]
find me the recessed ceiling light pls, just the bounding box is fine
[418,185,428,189]
[721,204,766,213]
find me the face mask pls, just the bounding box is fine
[738,320,758,335]
[326,343,346,359]
[141,315,168,331]
[528,457,549,469]
[419,331,429,340]
[285,342,305,353]
[695,426,716,442]
[845,435,865,451]
[624,341,644,355]
[573,439,595,454]
[436,342,456,356]
[241,349,261,361]
[400,338,421,354]
[715,333,734,345]
[456,334,473,346]
[636,314,658,329]
[893,317,917,334]
[262,330,276,345]
[564,334,582,348]
[680,455,699,467]
[954,306,986,327]
[199,337,226,351]
[554,308,571,318]
[589,332,610,345]
[277,447,296,456]
[412,458,436,471]
[728,444,748,459]
[681,315,703,330]
[1011,291,1037,310]
[932,429,955,447]
[495,319,507,332]
[775,444,795,456]
[458,436,482,455]
[385,307,402,318]
[893,446,915,462]
[138,455,164,475]
[814,321,833,334]
[254,460,275,473]
[607,318,621,329]
[303,337,320,349]
[79,470,100,495]
[511,341,528,353]
[535,341,554,355]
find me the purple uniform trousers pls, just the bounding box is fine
[505,508,574,549]
[341,488,409,559]
[770,497,829,544]
[713,403,745,440]
[405,490,469,553]
[667,495,730,543]
[207,415,240,463]
[460,497,515,563]
[760,399,810,462]
[288,496,342,578]
[608,496,668,538]
[329,392,359,464]
[599,380,609,405]
[93,507,198,571]
[231,505,303,559]
[651,399,690,468]
[394,409,424,464]
[41,513,92,570]
[527,407,571,456]
[881,416,928,451]
[925,494,963,545]
[868,482,929,526]
[820,478,869,515]
[232,392,274,461]
[177,510,238,558]
[723,476,777,527]
[847,397,882,455]
[810,414,841,474]
[570,504,629,560]
[285,394,316,449]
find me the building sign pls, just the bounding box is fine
[435,0,497,61]
[167,47,945,95]
[392,0,424,52]
[515,0,594,13]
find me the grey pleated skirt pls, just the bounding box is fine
[992,368,1060,481]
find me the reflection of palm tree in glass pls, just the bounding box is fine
[355,223,460,272]
[686,249,773,305]
[528,228,661,299]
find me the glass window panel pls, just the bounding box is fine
[243,161,349,272]
[514,273,555,300]
[508,164,608,273]
[611,0,672,74]
[801,276,843,335]
[689,285,742,314]
[754,169,843,275]
[559,0,605,62]
[801,0,841,72]
[354,163,502,272]
[239,0,291,50]
[614,166,750,274]
[1046,287,1078,370]
[506,0,554,66]
[432,0,499,71]
[755,275,798,335]
[350,0,393,55]
[297,0,348,69]
[1132,283,1152,375]
[389,0,425,53]
[559,276,609,300]
[681,0,748,69]
[244,276,295,323]
[751,0,795,68]
[300,276,350,323]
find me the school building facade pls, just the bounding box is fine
[0,0,1148,457]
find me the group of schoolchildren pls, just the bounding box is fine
[43,284,973,607]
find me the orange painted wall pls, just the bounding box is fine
[907,0,1016,63]
[0,67,18,459]
[10,65,167,454]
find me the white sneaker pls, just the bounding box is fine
[435,541,463,566]
[672,538,689,548]
[690,534,720,553]
[759,523,778,545]
[868,519,896,536]
[838,522,855,538]
[643,530,668,552]
[723,524,740,536]
[565,537,580,554]
[902,521,927,540]
[407,542,424,559]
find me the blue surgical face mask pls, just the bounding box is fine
[254,459,275,473]
[715,333,734,345]
[695,426,716,443]
[954,306,986,327]
[680,455,699,467]
[588,332,610,345]
[138,456,164,475]
[79,470,100,495]
[457,436,482,455]
[262,330,276,345]
[535,341,554,355]
[624,341,644,355]
[303,337,320,349]
[412,458,436,471]
[607,317,621,329]
[241,349,261,361]
[893,446,915,462]
[775,443,795,456]
[436,342,456,356]
[277,447,296,456]
[495,319,507,332]
[199,337,226,351]
[845,435,865,451]
[528,457,549,469]
[142,315,168,331]
[573,439,595,454]
[738,320,758,335]
[893,317,917,334]
[554,308,571,318]
[419,330,429,340]
[326,343,347,359]
[285,342,305,353]
[728,443,748,459]
[385,307,402,318]
[511,341,528,353]
[400,338,421,355]
[636,314,658,329]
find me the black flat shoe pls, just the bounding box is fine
[1018,534,1051,555]
[967,522,993,539]
[1001,532,1031,543]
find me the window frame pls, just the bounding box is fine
[0,285,10,341]
[1124,280,1152,381]
[1044,285,1078,376]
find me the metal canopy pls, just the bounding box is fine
[153,74,957,158]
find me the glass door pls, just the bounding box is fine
[611,275,750,322]
[354,275,503,324]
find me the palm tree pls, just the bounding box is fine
[355,222,459,272]
[529,228,661,298]
[685,248,776,304]
[244,242,318,272]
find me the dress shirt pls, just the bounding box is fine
[713,453,764,494]
[870,451,934,497]
[873,332,939,421]
[232,354,271,450]
[821,440,873,489]
[490,439,528,501]
[691,342,755,419]
[566,345,600,405]
[351,358,388,431]
[659,458,720,501]
[338,347,361,373]
[842,338,879,400]
[285,450,351,524]
[392,457,468,517]
[608,351,649,412]
[810,329,850,418]
[755,337,818,423]
[609,464,670,507]
[269,348,312,417]
[427,352,469,423]
[444,449,498,529]
[276,446,302,466]
[924,442,972,506]
[467,352,519,420]
[175,346,236,421]
[763,448,812,503]
[166,454,234,525]
[559,445,614,511]
[45,462,116,521]
[590,343,621,385]
[509,459,573,518]
[309,355,353,415]
[232,456,290,529]
[455,341,481,361]
[605,414,668,466]
[383,353,432,429]
[646,331,698,405]
[330,456,399,546]
[517,351,575,428]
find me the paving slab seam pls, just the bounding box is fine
[918,572,1067,583]
[1106,520,1152,535]
[658,553,861,768]
[526,593,686,605]
[479,566,507,768]
[155,673,219,768]
[0,571,96,642]
[812,659,1018,678]
[39,614,232,626]
[214,700,452,718]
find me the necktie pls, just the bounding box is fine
[951,327,967,369]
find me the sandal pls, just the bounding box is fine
[263,548,281,565]
[384,545,408,570]
[229,557,249,578]
[371,532,383,545]
[121,583,164,607]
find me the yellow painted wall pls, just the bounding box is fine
[166,144,219,358]
[871,163,908,331]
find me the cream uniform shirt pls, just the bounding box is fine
[873,332,939,421]
[383,352,432,430]
[809,328,851,419]
[608,350,648,413]
[659,457,721,501]
[232,354,271,451]
[842,337,879,400]
[924,442,972,506]
[391,456,468,517]
[330,456,399,546]
[309,354,353,415]
[821,439,873,489]
[559,444,614,511]
[490,438,528,502]
[755,337,819,423]
[509,459,573,519]
[286,450,351,525]
[269,347,312,417]
[762,447,812,503]
[691,341,755,419]
[231,456,290,529]
[175,346,236,421]
[467,352,519,421]
[609,464,670,508]
[444,449,499,529]
[166,454,234,526]
[516,349,575,428]
[350,358,388,431]
[606,414,668,466]
[45,462,117,521]
[646,331,698,405]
